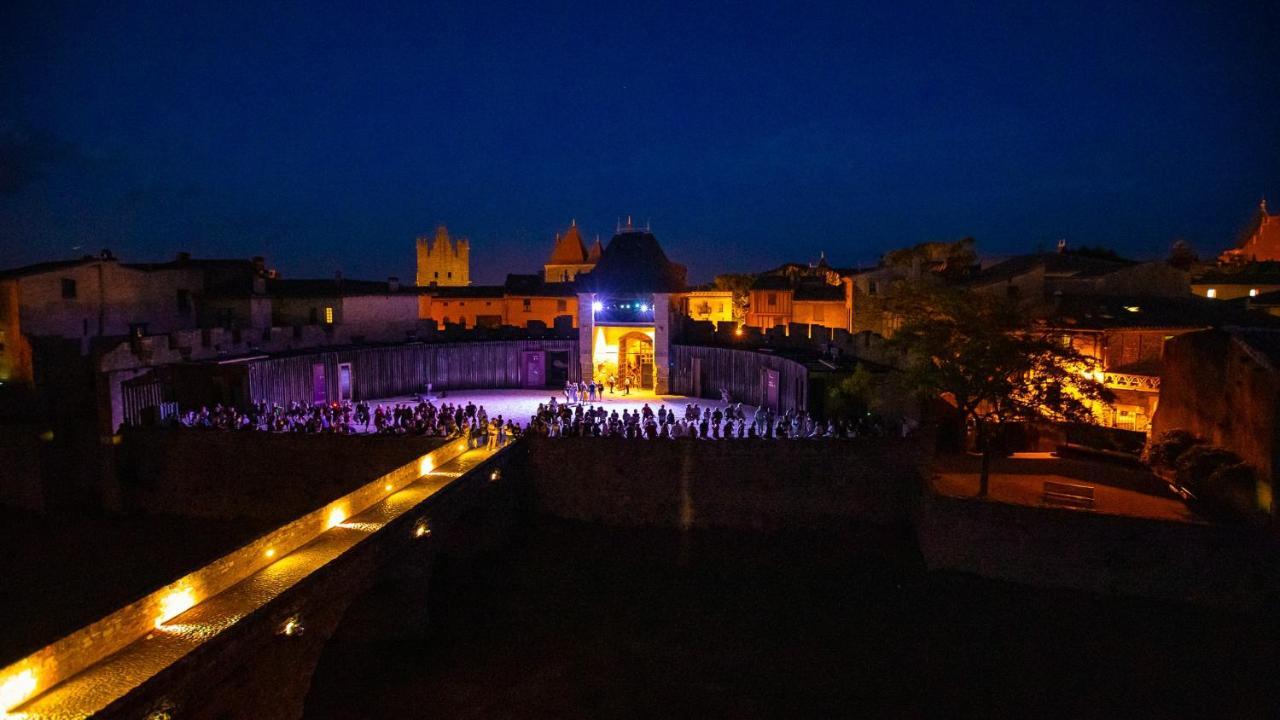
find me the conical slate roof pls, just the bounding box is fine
[587,236,604,263]
[579,230,687,293]
[547,222,588,264]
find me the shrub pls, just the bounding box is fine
[1202,462,1261,520]
[1174,444,1241,495]
[1145,429,1201,470]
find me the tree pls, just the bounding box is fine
[887,282,1113,496]
[713,273,756,325]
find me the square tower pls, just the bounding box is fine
[416,225,470,287]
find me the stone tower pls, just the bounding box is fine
[416,225,470,287]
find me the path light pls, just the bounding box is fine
[279,615,305,638]
[264,547,276,559]
[385,482,394,491]
[327,506,346,529]
[413,519,432,538]
[155,588,196,627]
[0,669,38,713]
[490,468,502,482]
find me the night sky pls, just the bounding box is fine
[2,1,1277,285]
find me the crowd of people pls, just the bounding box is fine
[174,394,904,444]
[176,399,519,445]
[523,397,899,440]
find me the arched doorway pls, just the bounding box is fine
[618,332,655,390]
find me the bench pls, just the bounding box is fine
[1042,480,1095,509]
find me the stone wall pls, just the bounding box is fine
[525,436,926,530]
[117,429,451,522]
[1151,328,1279,505]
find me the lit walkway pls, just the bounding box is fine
[6,443,506,718]
[932,453,1197,522]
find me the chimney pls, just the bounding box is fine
[388,276,401,292]
[175,251,191,262]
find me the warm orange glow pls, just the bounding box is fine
[327,506,346,529]
[734,327,743,336]
[155,588,196,627]
[0,669,37,712]
[264,548,276,559]
[413,519,431,538]
[385,483,394,491]
[418,456,434,476]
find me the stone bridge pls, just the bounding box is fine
[1,437,524,719]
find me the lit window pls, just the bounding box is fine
[324,306,334,324]
[1206,288,1217,298]
[1250,288,1259,297]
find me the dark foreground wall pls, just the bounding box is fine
[918,490,1280,611]
[117,429,449,523]
[525,436,926,530]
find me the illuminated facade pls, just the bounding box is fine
[577,225,687,393]
[415,225,470,287]
[421,276,577,329]
[745,260,855,333]
[1219,199,1280,263]
[0,278,33,385]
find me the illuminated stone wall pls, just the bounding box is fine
[415,226,470,287]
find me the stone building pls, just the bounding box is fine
[968,251,1190,304]
[1190,268,1280,301]
[0,250,267,343]
[543,220,602,283]
[1043,296,1279,433]
[420,276,577,330]
[745,259,855,333]
[415,225,470,287]
[1151,327,1279,516]
[1219,199,1280,263]
[577,225,687,393]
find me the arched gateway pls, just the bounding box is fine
[575,222,687,394]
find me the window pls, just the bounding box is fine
[309,307,318,324]
[61,278,77,299]
[767,292,777,307]
[523,299,532,312]
[556,299,567,312]
[176,289,191,314]
[869,281,879,296]
[1206,288,1217,298]
[447,271,453,279]
[434,271,439,279]
[324,306,334,324]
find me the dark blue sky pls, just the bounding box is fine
[2,1,1277,284]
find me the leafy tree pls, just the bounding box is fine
[887,282,1113,495]
[825,364,877,419]
[713,273,756,324]
[1167,239,1198,271]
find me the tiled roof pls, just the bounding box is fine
[969,253,1133,287]
[1043,294,1280,330]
